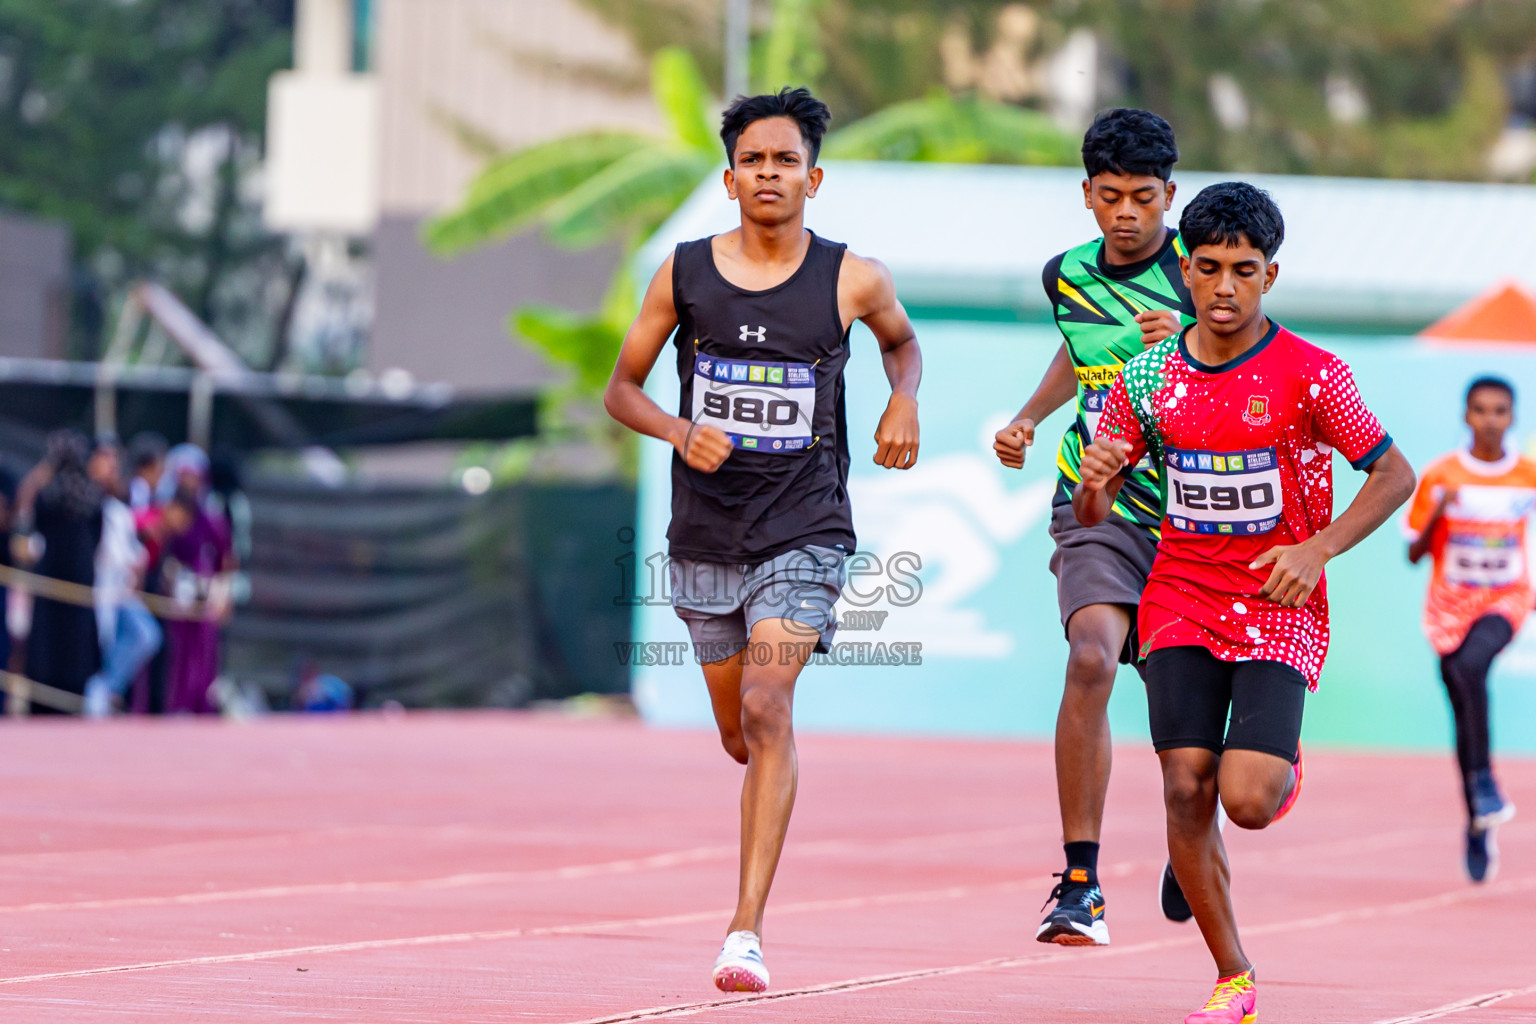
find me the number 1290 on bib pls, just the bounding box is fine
[1163,445,1283,536]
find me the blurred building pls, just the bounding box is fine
[0,211,70,361]
[265,0,660,392]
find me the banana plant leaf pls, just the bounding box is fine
[824,92,1078,166]
[423,132,650,255]
[542,145,718,250]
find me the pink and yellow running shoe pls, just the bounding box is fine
[1185,968,1257,1024]
[1271,744,1304,825]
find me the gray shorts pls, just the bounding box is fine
[1047,502,1158,664]
[669,545,846,662]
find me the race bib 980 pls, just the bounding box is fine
[1164,445,1282,535]
[692,355,816,453]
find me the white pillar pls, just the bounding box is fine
[725,0,750,98]
[296,0,353,76]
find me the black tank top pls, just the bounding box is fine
[668,231,856,563]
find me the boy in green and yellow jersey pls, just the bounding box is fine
[994,108,1194,945]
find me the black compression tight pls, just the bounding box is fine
[1439,614,1513,811]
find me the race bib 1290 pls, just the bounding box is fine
[1164,445,1283,535]
[692,355,816,453]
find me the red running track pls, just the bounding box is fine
[0,712,1530,1023]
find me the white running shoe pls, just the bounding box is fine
[82,678,114,720]
[712,930,769,992]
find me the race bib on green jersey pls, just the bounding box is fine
[692,355,816,452]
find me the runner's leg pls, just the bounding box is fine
[1217,750,1295,830]
[1057,603,1132,844]
[729,616,814,937]
[1160,746,1249,977]
[703,651,749,764]
[1439,614,1512,816]
[1218,661,1307,829]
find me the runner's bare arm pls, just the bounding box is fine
[1253,444,1416,608]
[1135,309,1183,346]
[1406,487,1455,565]
[995,344,1075,470]
[1072,439,1132,527]
[840,252,920,470]
[603,254,733,473]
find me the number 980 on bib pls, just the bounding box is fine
[692,355,817,453]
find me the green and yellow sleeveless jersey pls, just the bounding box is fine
[1045,230,1194,536]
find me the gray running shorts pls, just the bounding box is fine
[1047,502,1158,664]
[669,545,846,662]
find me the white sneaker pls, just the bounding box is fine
[82,678,113,720]
[712,930,769,993]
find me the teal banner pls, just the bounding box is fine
[632,323,1536,754]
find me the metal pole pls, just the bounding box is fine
[725,0,750,99]
[189,372,215,452]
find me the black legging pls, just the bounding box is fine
[1439,614,1513,812]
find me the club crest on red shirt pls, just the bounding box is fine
[1242,395,1271,426]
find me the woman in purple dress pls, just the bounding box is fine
[160,446,236,714]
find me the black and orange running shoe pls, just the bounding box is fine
[1035,868,1108,945]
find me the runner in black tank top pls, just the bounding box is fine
[668,231,853,564]
[604,88,922,994]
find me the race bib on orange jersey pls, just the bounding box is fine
[1443,532,1523,588]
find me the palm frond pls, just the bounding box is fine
[760,0,827,91]
[423,132,652,256]
[512,306,622,393]
[824,92,1078,166]
[509,272,638,395]
[651,47,718,154]
[542,146,717,250]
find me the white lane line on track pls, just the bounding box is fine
[553,874,1536,1024]
[0,846,736,915]
[0,874,1066,986]
[0,824,1053,916]
[1373,983,1536,1023]
[3,857,1528,998]
[0,819,1451,917]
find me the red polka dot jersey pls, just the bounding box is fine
[1097,321,1391,688]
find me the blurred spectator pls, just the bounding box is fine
[126,433,168,511]
[160,445,236,714]
[83,438,162,719]
[0,465,16,676]
[292,660,354,713]
[22,432,104,708]
[129,494,195,714]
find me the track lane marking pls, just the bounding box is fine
[0,819,1460,917]
[0,825,1055,915]
[3,863,1530,998]
[553,874,1536,1024]
[0,875,1061,986]
[1373,983,1536,1023]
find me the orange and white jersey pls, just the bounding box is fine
[1406,449,1536,654]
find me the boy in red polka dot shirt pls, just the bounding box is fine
[1076,182,1416,1024]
